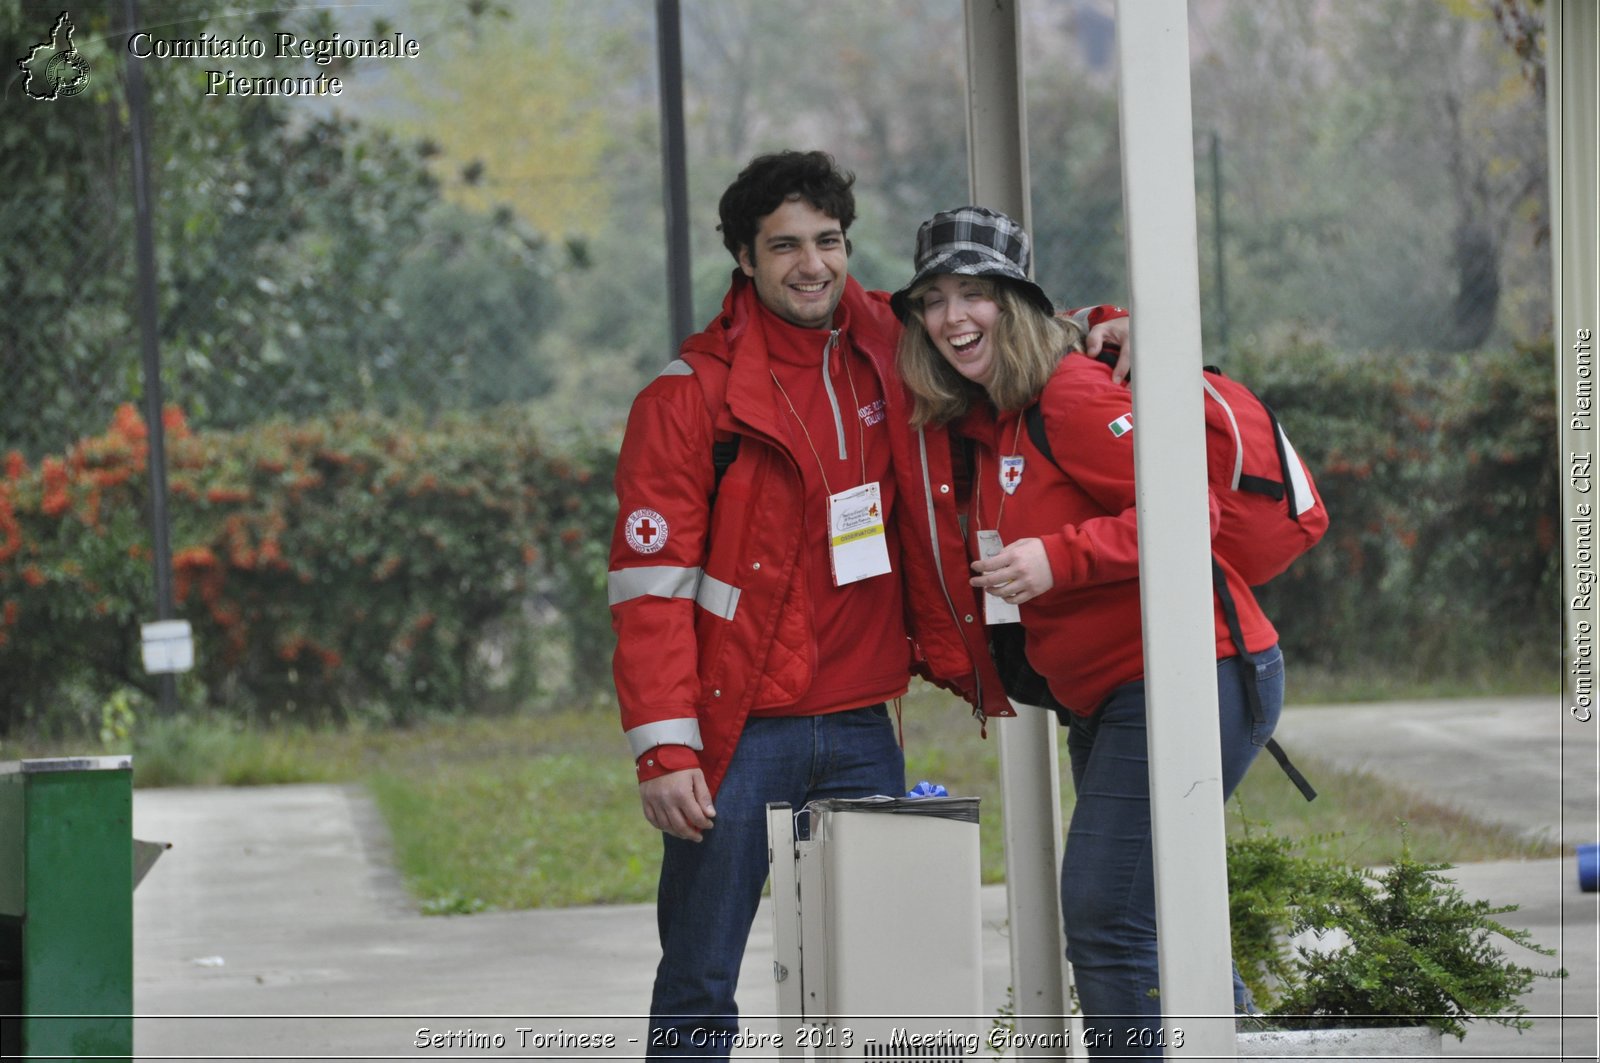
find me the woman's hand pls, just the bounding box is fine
[971,537,1055,606]
[1085,316,1132,385]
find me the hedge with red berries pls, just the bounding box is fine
[0,404,615,733]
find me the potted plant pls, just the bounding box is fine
[1226,829,1565,1058]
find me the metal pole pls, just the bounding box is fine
[1547,14,1600,1059]
[1210,131,1229,350]
[123,0,178,716]
[656,0,695,350]
[962,2,1074,1055]
[1115,1,1236,1056]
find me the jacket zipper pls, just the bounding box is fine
[916,426,988,722]
[820,329,848,460]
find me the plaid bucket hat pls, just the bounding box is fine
[889,206,1054,321]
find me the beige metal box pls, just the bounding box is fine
[767,796,984,1061]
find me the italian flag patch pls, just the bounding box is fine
[1108,414,1134,437]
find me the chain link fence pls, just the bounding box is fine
[3,0,1549,453]
[0,0,1555,728]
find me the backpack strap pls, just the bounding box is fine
[1212,563,1318,802]
[679,352,741,499]
[1024,401,1059,471]
[711,438,740,494]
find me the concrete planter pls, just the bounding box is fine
[1237,1024,1443,1061]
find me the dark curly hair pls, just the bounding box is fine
[717,150,857,262]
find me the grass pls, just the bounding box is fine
[10,680,1558,917]
[369,751,655,913]
[1280,647,1558,705]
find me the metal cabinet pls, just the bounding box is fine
[1,756,136,1062]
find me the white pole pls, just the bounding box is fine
[1547,14,1600,1057]
[1114,0,1237,1057]
[1551,2,1600,681]
[962,1,1075,1055]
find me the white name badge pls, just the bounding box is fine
[976,529,1020,624]
[829,481,893,586]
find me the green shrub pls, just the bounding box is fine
[1227,830,1563,1038]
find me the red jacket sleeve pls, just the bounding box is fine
[1036,358,1220,588]
[608,373,716,770]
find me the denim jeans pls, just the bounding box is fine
[646,704,904,1059]
[1061,646,1284,1060]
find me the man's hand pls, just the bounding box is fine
[640,768,716,841]
[970,536,1055,606]
[1085,316,1132,385]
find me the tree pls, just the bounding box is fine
[388,0,617,244]
[2,0,149,458]
[1,0,573,458]
[1187,0,1548,353]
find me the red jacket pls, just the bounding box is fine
[608,272,1013,797]
[962,352,1278,715]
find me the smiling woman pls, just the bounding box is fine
[892,208,1075,418]
[916,276,1003,387]
[891,204,1280,1060]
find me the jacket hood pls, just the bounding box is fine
[681,270,901,442]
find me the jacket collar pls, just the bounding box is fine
[682,270,899,441]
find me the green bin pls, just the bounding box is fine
[0,756,135,1062]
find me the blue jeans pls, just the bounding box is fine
[646,704,905,1059]
[1061,646,1284,1060]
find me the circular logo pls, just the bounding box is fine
[47,50,91,98]
[624,508,669,555]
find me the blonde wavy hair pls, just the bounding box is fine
[896,277,1084,428]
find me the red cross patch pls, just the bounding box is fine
[624,507,669,555]
[1000,455,1025,495]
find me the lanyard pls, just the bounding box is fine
[770,348,868,496]
[772,347,891,587]
[974,413,1025,538]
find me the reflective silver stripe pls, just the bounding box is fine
[609,565,741,622]
[626,718,704,758]
[1279,427,1318,516]
[608,565,702,606]
[694,573,741,621]
[1201,375,1245,489]
[659,359,695,377]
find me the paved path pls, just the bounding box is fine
[130,697,1598,1060]
[1276,696,1593,849]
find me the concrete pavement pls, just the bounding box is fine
[1269,695,1593,850]
[129,696,1598,1061]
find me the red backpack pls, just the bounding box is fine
[1020,357,1327,801]
[1200,367,1328,587]
[1024,359,1327,589]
